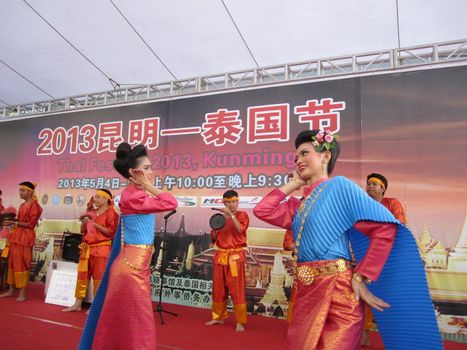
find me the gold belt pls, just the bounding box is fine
[214,246,244,277]
[296,259,351,286]
[125,243,154,250]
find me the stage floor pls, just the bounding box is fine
[0,283,463,349]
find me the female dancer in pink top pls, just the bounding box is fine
[79,143,178,350]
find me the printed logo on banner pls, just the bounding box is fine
[176,196,197,207]
[201,197,224,208]
[201,196,262,208]
[63,194,73,205]
[76,194,86,206]
[238,196,262,208]
[41,194,49,205]
[52,195,60,205]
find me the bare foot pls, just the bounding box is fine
[16,295,27,302]
[236,323,245,332]
[0,290,15,298]
[62,305,82,312]
[205,320,224,326]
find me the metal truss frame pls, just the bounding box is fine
[2,39,466,120]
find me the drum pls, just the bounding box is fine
[209,213,226,230]
[0,212,16,226]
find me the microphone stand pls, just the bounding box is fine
[155,210,178,324]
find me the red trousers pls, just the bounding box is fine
[75,255,108,298]
[6,243,32,289]
[211,249,247,324]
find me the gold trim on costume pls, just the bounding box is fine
[233,303,247,324]
[297,259,350,286]
[212,301,228,320]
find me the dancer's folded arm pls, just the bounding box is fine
[353,221,397,282]
[253,189,300,229]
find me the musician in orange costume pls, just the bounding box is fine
[366,173,406,225]
[63,189,119,312]
[0,182,42,301]
[205,190,249,332]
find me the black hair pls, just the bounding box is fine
[113,143,149,179]
[19,181,36,190]
[223,190,239,199]
[294,129,340,175]
[367,173,388,195]
[97,188,113,199]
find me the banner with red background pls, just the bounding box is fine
[0,65,465,342]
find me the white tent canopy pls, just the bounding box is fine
[1,0,466,108]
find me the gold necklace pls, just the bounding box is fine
[293,182,328,271]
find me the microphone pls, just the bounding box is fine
[164,209,177,220]
[211,208,223,211]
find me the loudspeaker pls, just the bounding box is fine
[62,233,82,263]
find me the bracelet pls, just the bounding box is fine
[353,272,371,284]
[293,178,303,185]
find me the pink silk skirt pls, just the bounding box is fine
[92,245,156,349]
[287,260,364,350]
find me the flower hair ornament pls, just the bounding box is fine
[311,130,339,152]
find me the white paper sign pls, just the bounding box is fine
[45,269,77,307]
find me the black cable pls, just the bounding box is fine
[0,59,55,99]
[0,97,11,107]
[22,0,117,90]
[108,0,178,80]
[221,0,260,68]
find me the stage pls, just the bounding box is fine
[0,283,463,349]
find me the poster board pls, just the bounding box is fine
[45,269,77,307]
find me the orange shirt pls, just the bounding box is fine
[9,200,43,247]
[211,211,249,250]
[83,207,119,257]
[381,197,407,225]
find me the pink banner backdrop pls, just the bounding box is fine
[0,66,465,342]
